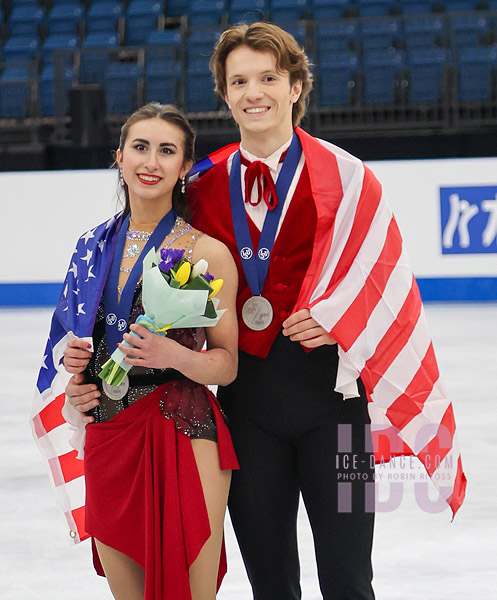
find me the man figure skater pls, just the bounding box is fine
[189,21,465,600]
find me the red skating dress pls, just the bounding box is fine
[83,285,239,600]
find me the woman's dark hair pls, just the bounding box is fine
[116,103,195,220]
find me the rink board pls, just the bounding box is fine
[2,157,497,305]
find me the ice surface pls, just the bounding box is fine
[1,304,496,599]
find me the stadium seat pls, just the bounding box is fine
[105,62,143,114]
[39,64,75,116]
[360,18,401,51]
[311,0,348,20]
[185,58,217,111]
[145,29,181,55]
[270,0,308,22]
[8,5,45,37]
[398,0,434,14]
[362,48,406,104]
[146,60,179,104]
[357,0,396,17]
[443,1,477,11]
[47,4,84,35]
[145,29,182,87]
[403,15,446,50]
[451,15,490,49]
[42,34,78,67]
[407,47,449,103]
[7,0,39,5]
[186,28,221,60]
[284,22,307,46]
[2,36,40,62]
[80,32,119,84]
[125,0,164,46]
[317,22,359,56]
[318,51,359,106]
[82,32,120,46]
[165,0,190,17]
[0,66,30,118]
[229,0,267,24]
[188,0,227,26]
[457,45,497,101]
[86,1,124,34]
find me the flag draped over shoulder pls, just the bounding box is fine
[293,128,466,517]
[187,142,240,182]
[31,213,121,543]
[192,128,466,517]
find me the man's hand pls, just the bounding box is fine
[282,309,337,349]
[66,373,100,424]
[63,338,93,374]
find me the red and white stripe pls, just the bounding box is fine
[31,334,88,543]
[296,131,466,516]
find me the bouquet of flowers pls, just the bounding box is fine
[99,247,225,386]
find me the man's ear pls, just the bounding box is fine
[224,95,231,110]
[291,80,303,103]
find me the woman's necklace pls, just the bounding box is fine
[123,229,151,259]
[117,217,191,294]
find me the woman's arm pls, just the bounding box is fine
[119,235,239,386]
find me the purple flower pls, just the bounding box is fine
[159,248,185,273]
[204,271,214,283]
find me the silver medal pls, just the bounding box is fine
[102,375,130,401]
[242,296,273,331]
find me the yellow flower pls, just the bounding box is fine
[208,278,223,298]
[155,323,172,335]
[174,262,191,287]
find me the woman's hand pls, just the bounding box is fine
[282,309,337,348]
[65,373,101,424]
[63,338,93,374]
[118,324,183,370]
[120,234,239,387]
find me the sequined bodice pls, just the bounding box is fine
[87,283,206,423]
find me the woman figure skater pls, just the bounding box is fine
[61,103,239,600]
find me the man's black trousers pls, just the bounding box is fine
[218,332,376,600]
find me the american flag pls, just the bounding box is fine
[31,213,122,543]
[293,128,466,516]
[191,127,466,517]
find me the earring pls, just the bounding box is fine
[118,169,124,186]
[181,176,186,194]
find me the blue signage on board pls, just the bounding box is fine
[440,186,497,254]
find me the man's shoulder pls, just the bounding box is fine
[297,128,363,167]
[189,158,229,190]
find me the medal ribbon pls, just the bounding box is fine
[229,132,302,296]
[104,209,177,354]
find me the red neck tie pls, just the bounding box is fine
[239,153,279,211]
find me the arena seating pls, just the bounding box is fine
[230,0,267,24]
[125,0,164,46]
[47,4,84,36]
[0,0,496,125]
